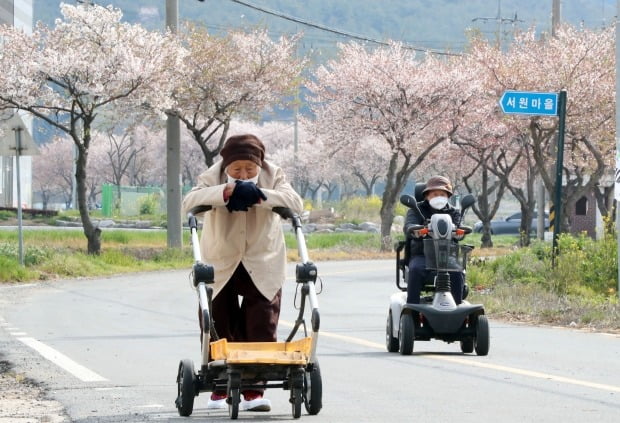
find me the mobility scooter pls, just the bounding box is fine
[386,183,490,356]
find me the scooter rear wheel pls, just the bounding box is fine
[399,313,414,355]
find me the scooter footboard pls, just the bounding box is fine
[404,303,484,334]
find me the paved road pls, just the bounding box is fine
[0,260,619,422]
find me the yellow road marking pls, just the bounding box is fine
[280,321,620,393]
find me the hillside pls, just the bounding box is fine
[35,0,616,61]
[28,0,616,143]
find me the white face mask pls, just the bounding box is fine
[226,168,260,185]
[429,196,449,210]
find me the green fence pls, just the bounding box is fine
[101,184,194,217]
[101,184,166,217]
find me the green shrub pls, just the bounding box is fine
[0,243,53,266]
[554,233,617,296]
[489,248,548,286]
[0,254,40,281]
[469,232,617,298]
[0,210,14,221]
[139,194,159,216]
[332,195,406,223]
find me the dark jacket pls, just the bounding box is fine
[403,200,462,256]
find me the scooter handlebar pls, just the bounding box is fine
[458,225,473,235]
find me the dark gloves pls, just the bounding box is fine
[226,180,267,213]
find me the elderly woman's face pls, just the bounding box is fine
[226,160,260,180]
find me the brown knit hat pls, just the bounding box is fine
[423,175,453,197]
[220,134,265,169]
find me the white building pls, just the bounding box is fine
[0,0,34,208]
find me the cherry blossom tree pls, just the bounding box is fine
[0,4,185,253]
[448,59,524,246]
[333,136,389,197]
[308,41,481,250]
[468,24,615,233]
[125,125,168,187]
[172,25,306,168]
[85,139,109,209]
[32,135,74,209]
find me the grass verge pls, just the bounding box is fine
[0,227,617,333]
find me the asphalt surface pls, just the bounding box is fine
[1,261,619,422]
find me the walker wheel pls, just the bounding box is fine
[175,359,195,417]
[228,373,241,419]
[303,361,323,415]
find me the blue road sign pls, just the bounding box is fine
[499,91,558,116]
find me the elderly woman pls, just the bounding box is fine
[182,134,303,412]
[403,175,464,305]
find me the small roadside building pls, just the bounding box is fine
[0,0,35,208]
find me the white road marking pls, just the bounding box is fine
[133,404,165,409]
[16,337,107,382]
[9,332,27,336]
[280,320,620,393]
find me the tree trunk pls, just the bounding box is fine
[480,223,493,248]
[379,153,412,251]
[74,123,101,255]
[379,203,396,252]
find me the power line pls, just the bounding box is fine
[227,0,461,56]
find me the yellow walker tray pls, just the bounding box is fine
[210,337,312,365]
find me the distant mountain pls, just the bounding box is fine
[35,0,616,60]
[30,0,616,141]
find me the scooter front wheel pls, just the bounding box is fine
[475,315,490,356]
[399,313,414,355]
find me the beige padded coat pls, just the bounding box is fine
[181,160,304,301]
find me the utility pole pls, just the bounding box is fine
[166,0,182,248]
[471,0,523,50]
[538,0,561,238]
[552,0,560,36]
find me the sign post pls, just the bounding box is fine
[12,127,24,266]
[499,90,566,264]
[552,91,567,264]
[1,111,37,266]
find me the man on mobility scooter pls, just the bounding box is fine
[182,134,304,412]
[386,175,490,356]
